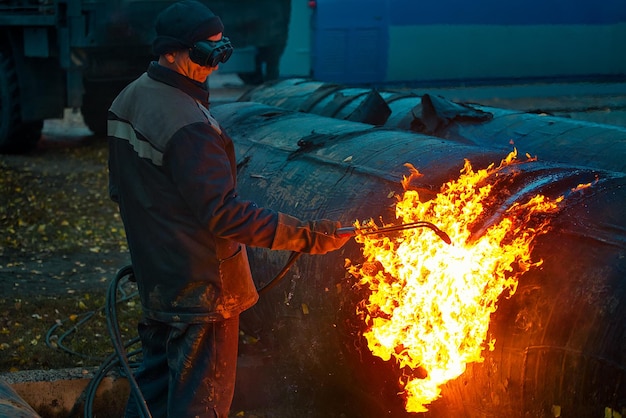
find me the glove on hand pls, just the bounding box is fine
[271,213,351,254]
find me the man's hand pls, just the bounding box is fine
[271,213,351,254]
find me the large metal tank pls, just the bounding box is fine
[239,78,626,173]
[212,101,626,417]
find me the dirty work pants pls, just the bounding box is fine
[124,316,239,418]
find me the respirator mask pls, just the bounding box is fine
[189,37,233,67]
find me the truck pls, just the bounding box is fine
[0,0,291,153]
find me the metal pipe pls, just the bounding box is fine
[213,101,626,417]
[239,78,626,173]
[337,221,452,244]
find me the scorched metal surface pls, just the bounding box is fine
[212,102,626,417]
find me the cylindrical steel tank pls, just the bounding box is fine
[239,78,626,173]
[212,102,626,417]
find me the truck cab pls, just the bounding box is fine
[0,0,271,152]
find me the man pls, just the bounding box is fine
[107,1,350,417]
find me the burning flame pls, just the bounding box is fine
[349,150,563,412]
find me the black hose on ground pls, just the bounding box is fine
[44,264,143,418]
[104,265,152,418]
[80,254,304,417]
[258,250,302,295]
[78,341,141,418]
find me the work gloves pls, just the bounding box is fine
[271,213,351,254]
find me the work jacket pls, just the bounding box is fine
[108,62,279,323]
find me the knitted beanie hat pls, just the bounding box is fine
[152,0,224,55]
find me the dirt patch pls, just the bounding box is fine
[1,112,131,298]
[1,250,129,298]
[0,114,135,373]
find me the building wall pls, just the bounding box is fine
[386,23,626,83]
[280,0,314,77]
[301,0,626,85]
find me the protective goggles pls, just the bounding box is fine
[189,37,233,68]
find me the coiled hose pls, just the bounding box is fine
[83,253,301,417]
[80,265,151,418]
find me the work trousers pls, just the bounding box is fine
[124,315,239,418]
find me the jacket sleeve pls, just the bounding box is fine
[163,123,279,248]
[271,213,351,254]
[163,123,350,254]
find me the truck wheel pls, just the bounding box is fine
[82,79,127,137]
[0,49,42,153]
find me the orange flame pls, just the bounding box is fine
[349,150,562,412]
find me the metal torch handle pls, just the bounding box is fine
[336,226,357,237]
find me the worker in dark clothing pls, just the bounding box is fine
[107,1,350,417]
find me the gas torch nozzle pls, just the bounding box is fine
[337,221,452,244]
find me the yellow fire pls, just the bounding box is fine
[349,150,562,412]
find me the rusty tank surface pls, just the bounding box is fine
[210,101,626,418]
[239,78,626,174]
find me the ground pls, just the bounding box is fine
[1,111,130,299]
[0,111,136,376]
